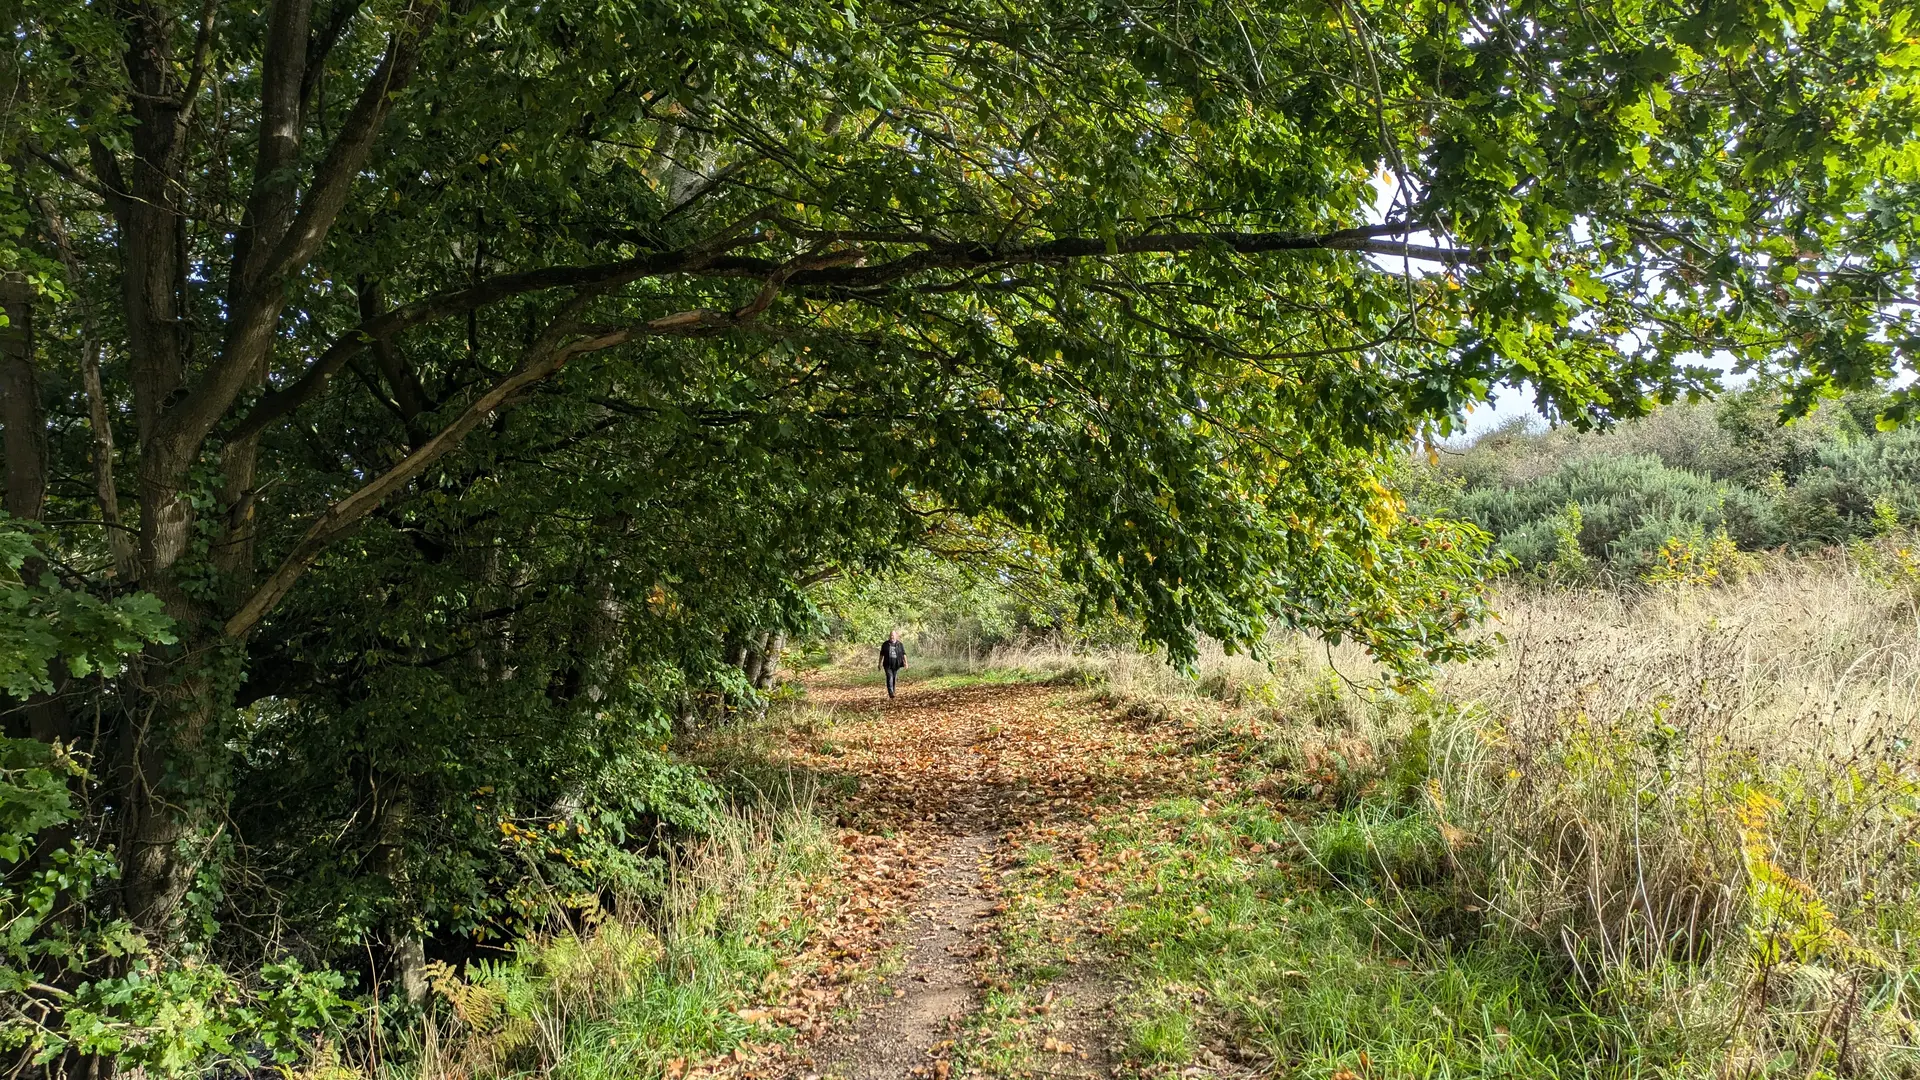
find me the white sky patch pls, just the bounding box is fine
[1365,172,1450,274]
[1366,172,1549,437]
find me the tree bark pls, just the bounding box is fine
[99,0,442,941]
[79,337,138,581]
[115,655,237,935]
[0,276,44,523]
[213,0,309,583]
[373,789,429,1006]
[392,935,429,1008]
[100,4,222,942]
[740,633,766,689]
[754,632,785,691]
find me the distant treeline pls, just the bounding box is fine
[1411,389,1920,579]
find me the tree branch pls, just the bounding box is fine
[37,196,136,579]
[227,220,1476,442]
[769,225,1483,292]
[226,246,752,443]
[27,142,116,205]
[265,0,440,279]
[231,0,314,295]
[301,0,369,108]
[732,248,866,320]
[223,289,824,638]
[226,322,623,638]
[357,279,431,435]
[174,0,220,134]
[156,0,443,464]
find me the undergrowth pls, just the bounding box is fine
[371,804,832,1080]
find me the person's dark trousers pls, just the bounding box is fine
[885,667,898,697]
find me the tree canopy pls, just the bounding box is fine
[1,0,1917,1068]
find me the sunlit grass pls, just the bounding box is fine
[379,806,832,1080]
[982,544,1920,1079]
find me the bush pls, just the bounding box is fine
[1446,454,1778,577]
[1418,388,1920,578]
[1777,424,1920,544]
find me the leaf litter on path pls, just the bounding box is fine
[692,676,1216,1079]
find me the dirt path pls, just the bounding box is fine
[798,682,1014,1080]
[811,832,995,1079]
[741,677,1193,1080]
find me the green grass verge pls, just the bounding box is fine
[382,808,833,1080]
[842,663,1066,690]
[999,791,1716,1079]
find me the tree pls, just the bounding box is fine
[1,0,1914,1021]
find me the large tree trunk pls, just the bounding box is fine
[372,790,429,1007]
[115,648,238,936]
[111,8,213,930]
[97,0,440,941]
[753,632,785,691]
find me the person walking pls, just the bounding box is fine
[879,630,907,699]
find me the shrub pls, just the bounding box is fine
[1416,388,1920,576]
[1776,424,1920,544]
[1447,454,1778,577]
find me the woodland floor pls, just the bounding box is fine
[689,668,1253,1080]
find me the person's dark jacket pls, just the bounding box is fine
[880,640,906,670]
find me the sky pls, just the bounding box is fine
[1458,385,1544,436]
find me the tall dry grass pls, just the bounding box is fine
[1044,547,1920,1075]
[1425,554,1920,1074]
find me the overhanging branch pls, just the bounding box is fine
[223,298,803,639]
[228,220,1479,442]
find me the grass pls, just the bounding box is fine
[976,540,1920,1079]
[987,791,1652,1079]
[371,803,834,1080]
[838,651,1097,691]
[1103,801,1635,1078]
